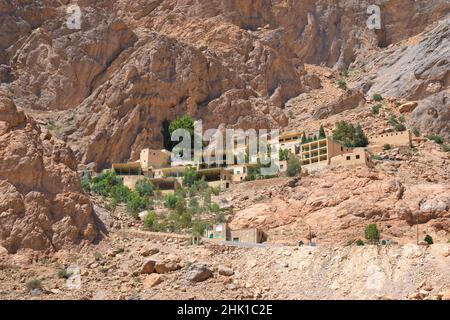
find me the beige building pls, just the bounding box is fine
[300,137,354,173]
[229,228,266,243]
[140,149,171,171]
[329,148,373,168]
[278,131,303,154]
[205,223,265,243]
[368,131,412,152]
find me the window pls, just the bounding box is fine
[356,155,360,159]
[232,237,240,242]
[280,165,284,169]
[341,147,343,151]
[346,156,351,160]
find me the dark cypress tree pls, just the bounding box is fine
[319,125,326,139]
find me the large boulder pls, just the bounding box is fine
[184,263,213,282]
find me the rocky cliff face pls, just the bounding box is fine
[2,0,448,168]
[0,89,97,253]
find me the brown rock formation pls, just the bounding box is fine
[0,89,97,253]
[2,1,448,168]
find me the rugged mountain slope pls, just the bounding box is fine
[1,0,449,168]
[0,88,98,253]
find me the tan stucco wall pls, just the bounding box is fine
[330,149,371,168]
[369,131,412,151]
[230,229,263,243]
[140,149,171,170]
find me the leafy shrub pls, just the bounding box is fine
[356,239,365,246]
[371,154,383,161]
[383,144,391,151]
[424,235,433,245]
[332,121,369,147]
[371,104,382,115]
[93,252,103,261]
[191,220,212,237]
[442,144,450,152]
[337,79,347,90]
[143,211,160,231]
[364,224,380,243]
[209,202,220,213]
[164,193,178,209]
[203,189,212,207]
[57,268,73,279]
[175,187,187,198]
[398,115,406,123]
[427,134,444,145]
[175,196,187,215]
[412,127,420,137]
[135,178,154,197]
[26,278,42,290]
[372,93,383,102]
[389,116,406,132]
[110,185,131,203]
[80,170,91,192]
[180,211,192,228]
[286,155,301,177]
[319,125,326,139]
[91,172,122,197]
[183,167,198,187]
[188,197,200,214]
[126,191,150,218]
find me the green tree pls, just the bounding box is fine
[364,224,380,244]
[169,114,194,136]
[279,148,289,161]
[412,127,420,137]
[81,170,91,193]
[175,196,187,215]
[135,178,154,197]
[388,116,406,132]
[332,121,368,147]
[353,125,369,147]
[180,211,192,228]
[91,171,123,197]
[286,155,301,177]
[319,125,326,139]
[301,133,307,144]
[427,134,444,145]
[183,167,198,187]
[372,104,382,115]
[203,189,212,207]
[189,197,200,214]
[373,93,383,102]
[110,184,131,203]
[337,79,347,90]
[164,193,178,209]
[126,191,150,218]
[191,220,212,237]
[424,235,433,245]
[143,211,159,231]
[209,202,220,213]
